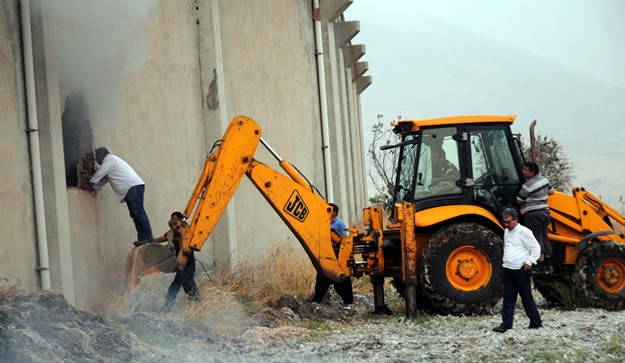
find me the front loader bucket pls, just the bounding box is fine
[124,244,178,293]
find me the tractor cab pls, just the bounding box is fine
[390,115,524,220]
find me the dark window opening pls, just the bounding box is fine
[61,89,95,189]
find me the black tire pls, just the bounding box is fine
[533,276,565,306]
[391,278,435,312]
[419,223,503,315]
[573,241,625,310]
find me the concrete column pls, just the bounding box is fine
[0,0,40,293]
[336,49,357,219]
[323,22,349,219]
[30,0,75,303]
[196,0,239,271]
[344,66,363,218]
[352,86,368,208]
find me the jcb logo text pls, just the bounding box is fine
[284,190,309,222]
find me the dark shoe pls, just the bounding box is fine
[133,239,150,247]
[186,289,201,302]
[493,324,511,333]
[528,322,543,329]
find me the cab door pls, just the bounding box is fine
[465,125,523,217]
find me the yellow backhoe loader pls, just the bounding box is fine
[126,115,625,317]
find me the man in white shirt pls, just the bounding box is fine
[493,208,542,333]
[89,147,153,242]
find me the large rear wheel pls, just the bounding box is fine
[573,241,625,310]
[533,275,568,306]
[419,223,503,315]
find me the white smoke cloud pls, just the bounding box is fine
[36,0,155,139]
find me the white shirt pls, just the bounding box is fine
[89,154,145,202]
[502,223,541,270]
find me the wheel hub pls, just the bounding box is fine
[457,259,478,280]
[446,245,492,292]
[601,266,621,287]
[597,257,625,293]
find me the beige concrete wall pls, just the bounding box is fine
[32,0,206,311]
[0,0,39,292]
[1,0,370,313]
[200,0,326,266]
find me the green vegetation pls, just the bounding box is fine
[550,282,590,310]
[604,335,625,355]
[298,320,338,340]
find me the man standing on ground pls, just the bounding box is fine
[89,147,153,242]
[312,203,354,310]
[136,211,201,313]
[517,161,554,272]
[493,208,542,333]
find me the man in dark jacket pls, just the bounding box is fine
[312,203,354,310]
[136,211,201,313]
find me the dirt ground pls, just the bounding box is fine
[2,280,625,363]
[0,284,370,363]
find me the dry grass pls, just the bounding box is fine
[106,243,326,339]
[108,239,376,339]
[0,277,22,305]
[212,241,375,306]
[213,243,317,308]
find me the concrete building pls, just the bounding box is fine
[0,0,371,313]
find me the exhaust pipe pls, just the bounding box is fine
[529,120,537,162]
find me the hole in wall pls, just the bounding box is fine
[61,89,95,189]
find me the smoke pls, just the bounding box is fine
[36,0,155,141]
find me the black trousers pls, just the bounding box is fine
[523,209,552,257]
[312,273,353,305]
[125,184,153,241]
[501,267,541,328]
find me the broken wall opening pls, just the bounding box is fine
[61,89,95,189]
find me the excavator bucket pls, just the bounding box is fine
[124,244,178,293]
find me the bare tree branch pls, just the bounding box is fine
[521,133,575,192]
[367,115,400,211]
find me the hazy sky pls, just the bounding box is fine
[346,0,625,208]
[348,0,625,86]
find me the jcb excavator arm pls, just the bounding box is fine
[168,116,349,281]
[548,189,625,244]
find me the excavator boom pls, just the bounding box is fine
[127,116,352,291]
[180,116,263,258]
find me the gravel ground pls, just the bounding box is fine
[2,285,625,363]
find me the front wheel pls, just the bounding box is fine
[573,241,625,310]
[419,223,503,315]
